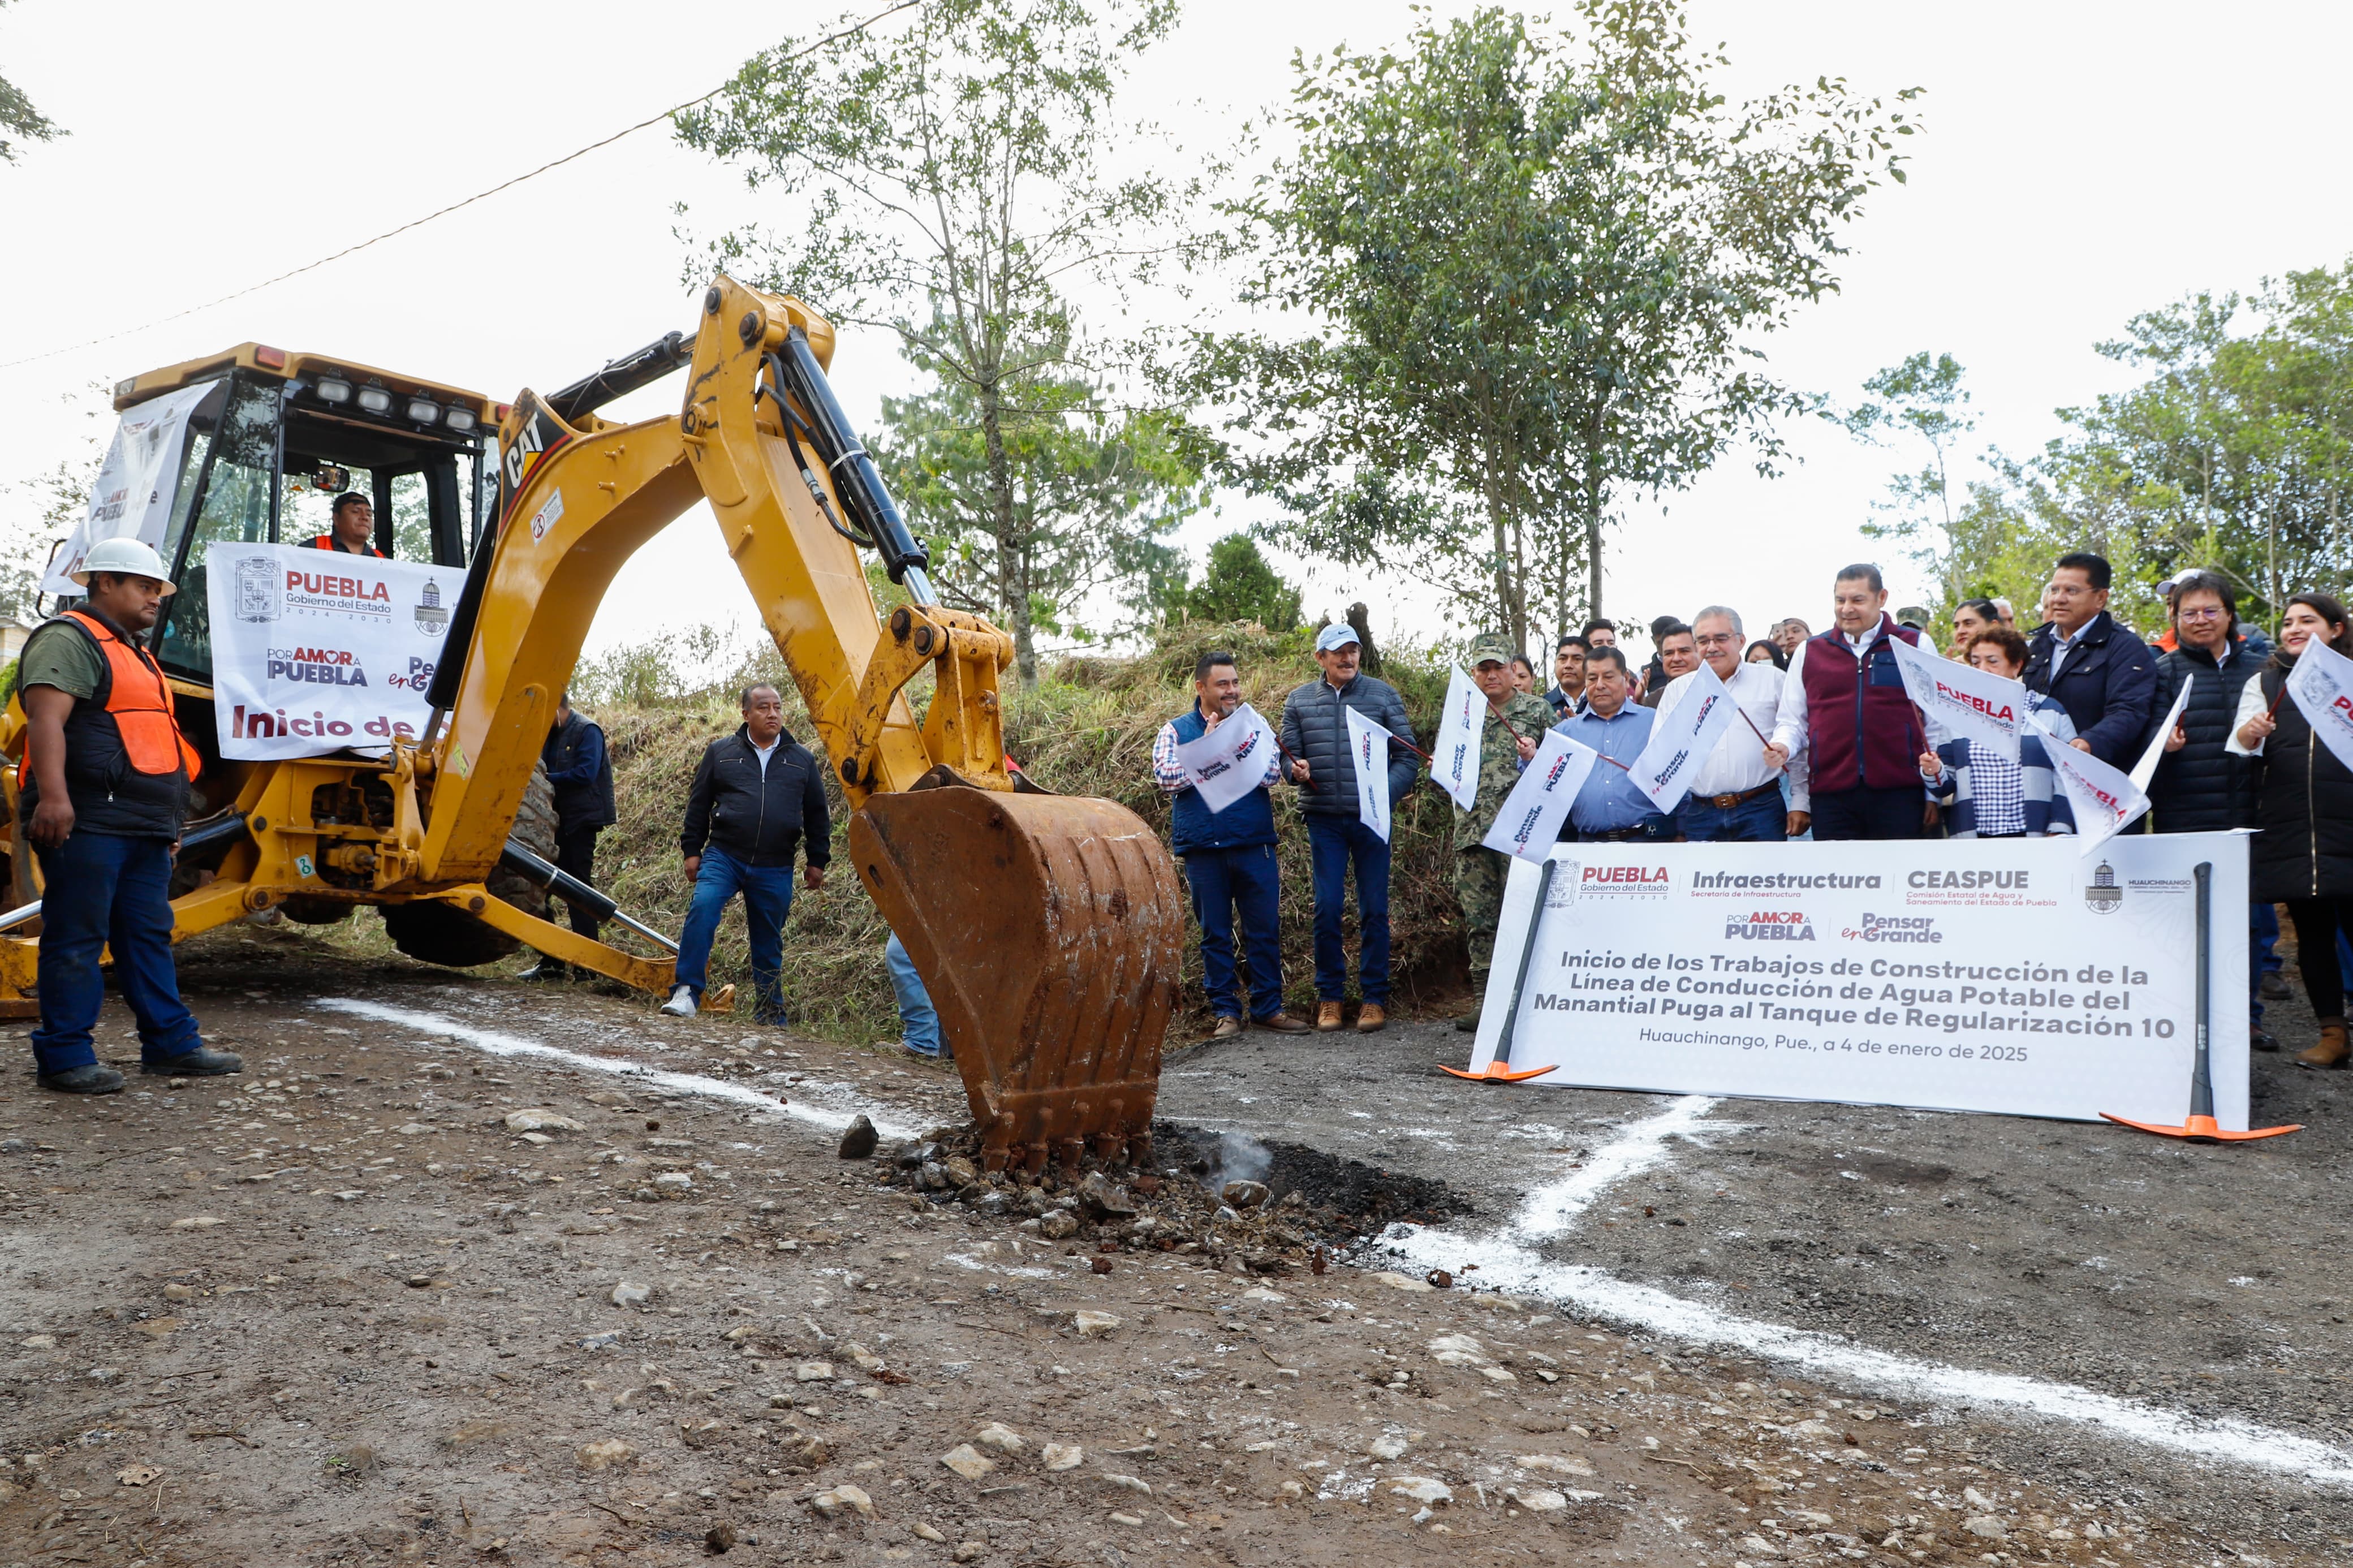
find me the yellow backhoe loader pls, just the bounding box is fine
[0,278,1183,1171]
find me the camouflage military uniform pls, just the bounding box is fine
[1453,641,1557,975]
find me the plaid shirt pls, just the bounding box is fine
[1926,691,2078,838]
[1154,713,1283,794]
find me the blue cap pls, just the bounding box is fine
[1315,622,1361,654]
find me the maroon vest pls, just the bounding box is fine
[1802,616,1924,793]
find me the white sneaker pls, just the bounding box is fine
[659,985,698,1018]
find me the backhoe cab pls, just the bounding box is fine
[0,280,1183,1173]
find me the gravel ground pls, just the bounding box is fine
[0,924,2347,1567]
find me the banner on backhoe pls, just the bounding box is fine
[1464,833,2251,1128]
[42,384,214,596]
[204,542,454,760]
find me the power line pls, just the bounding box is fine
[0,1,920,376]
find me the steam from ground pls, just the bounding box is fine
[1201,1130,1273,1194]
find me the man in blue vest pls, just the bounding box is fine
[1153,651,1310,1040]
[521,691,618,981]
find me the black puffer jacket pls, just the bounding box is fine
[2248,665,2353,902]
[1278,673,1419,817]
[679,726,833,869]
[2147,641,2259,833]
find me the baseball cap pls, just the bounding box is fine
[70,536,176,594]
[1466,632,1515,666]
[1315,622,1361,654]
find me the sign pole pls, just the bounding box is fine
[2101,860,2301,1142]
[1443,856,1561,1084]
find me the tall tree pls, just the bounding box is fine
[1842,352,1979,610]
[1183,2,1917,647]
[674,0,1210,686]
[872,325,1205,661]
[1178,533,1302,632]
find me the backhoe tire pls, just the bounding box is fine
[382,765,559,969]
[279,897,354,926]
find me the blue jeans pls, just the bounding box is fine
[31,830,203,1075]
[1183,843,1285,1019]
[673,847,795,1018]
[884,931,945,1057]
[1676,790,1787,842]
[1305,815,1390,1005]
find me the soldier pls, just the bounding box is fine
[1452,634,1558,1033]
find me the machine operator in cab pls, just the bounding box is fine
[307,492,386,557]
[17,538,244,1093]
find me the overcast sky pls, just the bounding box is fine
[3,1,2348,666]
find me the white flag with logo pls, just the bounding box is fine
[2285,635,2353,777]
[1890,634,2024,764]
[2127,677,2193,794]
[1629,661,1740,813]
[1173,703,1279,815]
[2033,712,2149,855]
[1344,705,1394,842]
[42,382,214,595]
[1431,665,1483,810]
[1481,729,1600,860]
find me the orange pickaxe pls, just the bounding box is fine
[2102,860,2300,1143]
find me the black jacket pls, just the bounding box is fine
[2147,641,2259,834]
[2022,610,2158,765]
[1278,673,1419,817]
[679,726,833,869]
[2248,664,2353,903]
[542,709,616,833]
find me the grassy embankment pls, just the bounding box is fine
[328,621,1473,1043]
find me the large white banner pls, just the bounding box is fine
[1173,703,1278,815]
[1631,661,1739,813]
[1481,729,1600,860]
[1890,634,2024,764]
[205,542,453,760]
[43,384,214,595]
[1468,833,2251,1128]
[1344,705,1394,842]
[2286,636,2353,776]
[1431,666,1482,811]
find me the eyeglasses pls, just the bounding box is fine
[1693,634,1739,648]
[2176,605,2226,621]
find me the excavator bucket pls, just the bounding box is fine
[850,782,1186,1173]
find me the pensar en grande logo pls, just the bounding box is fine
[1726,910,1815,942]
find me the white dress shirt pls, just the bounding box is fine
[1768,620,1888,770]
[1660,660,1808,810]
[2225,675,2273,756]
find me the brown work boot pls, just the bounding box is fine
[1256,1011,1311,1034]
[2296,1018,2350,1070]
[1210,1016,1244,1041]
[1316,1001,1344,1032]
[1355,1003,1387,1034]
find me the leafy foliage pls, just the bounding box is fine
[1170,532,1301,632]
[674,0,1216,683]
[1182,2,1918,647]
[1,1,63,165]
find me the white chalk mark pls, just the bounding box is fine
[318,997,918,1143]
[1515,1096,1722,1242]
[1382,1095,2353,1487]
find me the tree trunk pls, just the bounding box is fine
[976,374,1036,689]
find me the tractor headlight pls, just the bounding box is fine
[356,383,394,415]
[407,397,441,425]
[444,406,477,434]
[314,376,354,405]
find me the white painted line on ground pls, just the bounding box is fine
[318,997,920,1143]
[1514,1095,1722,1242]
[1380,1095,2353,1487]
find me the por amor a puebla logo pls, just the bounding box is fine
[1726,910,1815,941]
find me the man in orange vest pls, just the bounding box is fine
[18,538,242,1093]
[305,492,386,557]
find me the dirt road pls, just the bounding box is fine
[3,925,2347,1566]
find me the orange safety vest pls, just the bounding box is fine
[305,534,387,558]
[33,610,202,782]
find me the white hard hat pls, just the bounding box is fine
[70,536,176,595]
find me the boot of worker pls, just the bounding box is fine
[2295,1017,2350,1070]
[1315,1001,1343,1033]
[38,1062,125,1095]
[143,1044,243,1077]
[1356,1003,1387,1034]
[518,957,570,983]
[1454,970,1488,1032]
